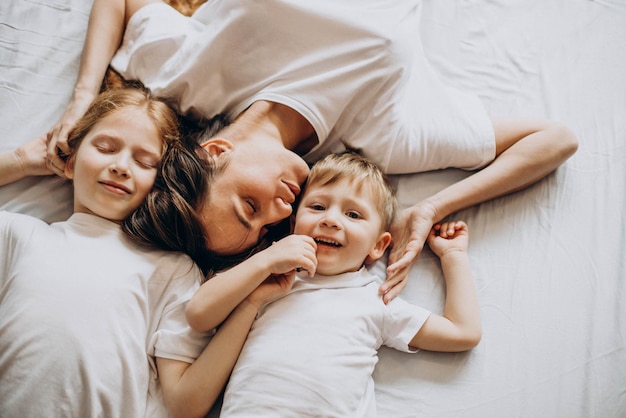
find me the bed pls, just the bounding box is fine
[1,1,624,417]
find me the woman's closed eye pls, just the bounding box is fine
[246,199,257,213]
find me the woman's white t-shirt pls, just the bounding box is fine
[112,0,495,173]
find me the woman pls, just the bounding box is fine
[47,0,578,302]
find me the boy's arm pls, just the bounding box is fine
[185,234,317,332]
[409,222,482,352]
[0,136,53,186]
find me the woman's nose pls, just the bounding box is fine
[265,200,294,226]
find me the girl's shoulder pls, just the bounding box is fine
[0,210,49,232]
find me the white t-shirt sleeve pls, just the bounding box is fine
[0,211,43,285]
[382,296,431,353]
[148,260,213,364]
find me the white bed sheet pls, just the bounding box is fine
[1,1,624,417]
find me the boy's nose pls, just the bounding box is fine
[320,209,341,229]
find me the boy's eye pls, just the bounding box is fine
[346,211,361,219]
[311,204,325,211]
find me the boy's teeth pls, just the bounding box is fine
[315,238,341,247]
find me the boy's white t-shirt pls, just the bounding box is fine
[220,268,431,417]
[0,212,210,418]
[112,0,495,174]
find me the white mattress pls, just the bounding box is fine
[1,1,624,417]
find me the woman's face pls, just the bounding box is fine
[200,141,310,255]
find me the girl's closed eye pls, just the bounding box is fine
[94,138,116,153]
[310,203,325,211]
[135,156,158,169]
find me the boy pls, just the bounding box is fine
[187,151,482,416]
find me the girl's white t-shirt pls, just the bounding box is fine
[0,212,210,418]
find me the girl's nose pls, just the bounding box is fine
[110,153,131,177]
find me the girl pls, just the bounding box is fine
[0,86,285,418]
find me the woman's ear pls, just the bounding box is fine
[365,231,392,265]
[200,138,234,161]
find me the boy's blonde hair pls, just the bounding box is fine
[304,151,397,231]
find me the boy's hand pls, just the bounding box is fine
[265,234,317,278]
[427,221,469,258]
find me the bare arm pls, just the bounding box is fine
[157,274,294,418]
[0,136,53,186]
[157,275,294,417]
[381,119,578,302]
[409,221,481,352]
[157,301,258,418]
[46,0,160,175]
[186,234,317,332]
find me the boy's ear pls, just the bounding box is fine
[200,138,234,161]
[365,231,392,265]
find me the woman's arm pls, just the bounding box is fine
[0,136,53,186]
[46,0,160,175]
[409,221,482,352]
[158,274,294,418]
[186,234,317,332]
[381,119,578,302]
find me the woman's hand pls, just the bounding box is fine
[46,89,96,176]
[379,200,438,303]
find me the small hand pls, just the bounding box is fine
[15,135,54,178]
[427,221,469,257]
[247,272,296,308]
[46,90,95,177]
[266,234,318,278]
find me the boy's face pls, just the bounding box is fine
[294,178,391,276]
[65,107,162,221]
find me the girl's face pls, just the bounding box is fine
[294,178,391,276]
[65,107,163,222]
